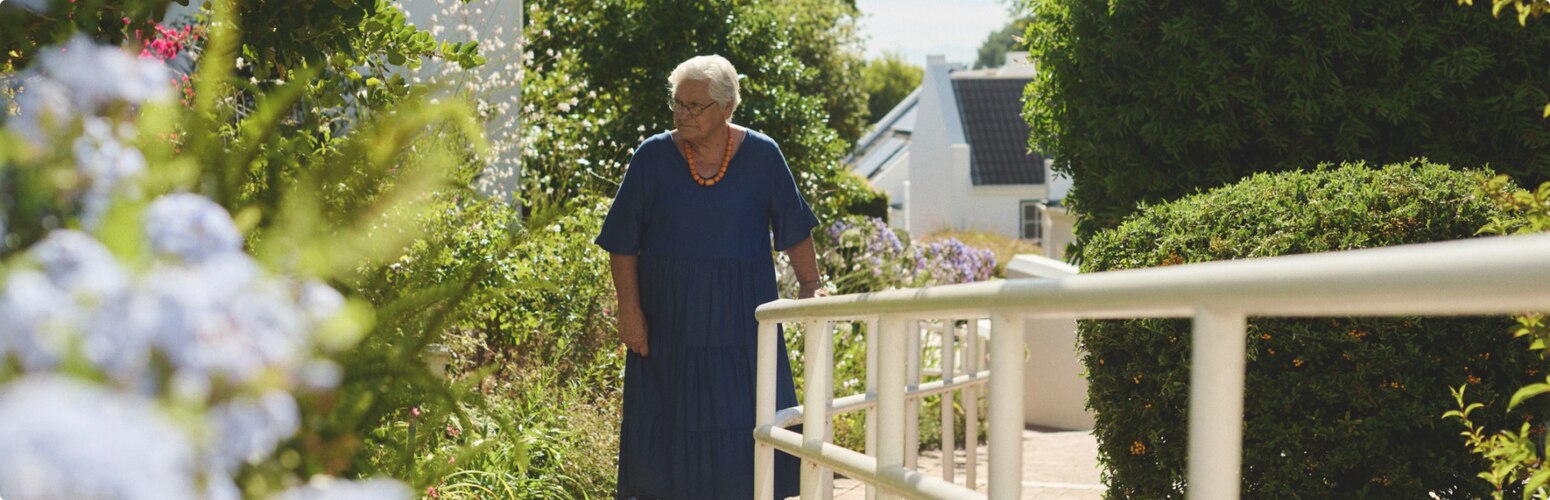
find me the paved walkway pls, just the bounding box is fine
[830,427,1104,499]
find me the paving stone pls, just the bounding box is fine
[828,427,1103,499]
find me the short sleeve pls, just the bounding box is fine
[768,143,820,251]
[595,150,651,255]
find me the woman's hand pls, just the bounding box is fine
[609,254,648,357]
[786,237,826,300]
[618,306,650,357]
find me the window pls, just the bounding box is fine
[1020,200,1044,242]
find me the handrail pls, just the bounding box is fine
[772,370,990,428]
[756,233,1550,321]
[754,233,1550,500]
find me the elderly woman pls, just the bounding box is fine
[595,55,822,499]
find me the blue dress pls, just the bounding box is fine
[596,129,814,499]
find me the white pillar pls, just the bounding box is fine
[865,319,879,500]
[802,320,834,500]
[1187,308,1247,500]
[988,312,1025,499]
[965,319,980,489]
[905,320,922,470]
[940,319,956,483]
[755,321,779,500]
[877,316,910,500]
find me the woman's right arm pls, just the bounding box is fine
[610,253,649,357]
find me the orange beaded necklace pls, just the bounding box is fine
[682,126,733,187]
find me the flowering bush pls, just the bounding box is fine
[777,215,997,453]
[403,0,526,200]
[0,197,398,499]
[792,215,996,296]
[1,14,494,495]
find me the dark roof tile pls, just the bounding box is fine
[952,78,1044,185]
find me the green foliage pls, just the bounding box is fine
[974,17,1030,69]
[1023,0,1550,247]
[1079,161,1549,497]
[1461,0,1550,26]
[383,197,623,496]
[860,50,922,125]
[523,0,881,222]
[1443,173,1550,499]
[0,0,177,69]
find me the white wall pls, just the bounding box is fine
[1024,317,1091,430]
[1005,256,1090,430]
[1043,206,1076,261]
[904,58,960,236]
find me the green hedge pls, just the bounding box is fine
[1024,0,1550,245]
[1079,160,1547,497]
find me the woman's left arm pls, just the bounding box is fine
[784,236,825,299]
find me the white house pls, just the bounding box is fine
[849,52,1075,260]
[854,54,1091,430]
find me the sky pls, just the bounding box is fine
[855,0,1016,67]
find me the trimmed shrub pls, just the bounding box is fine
[1024,0,1550,245]
[1078,160,1548,498]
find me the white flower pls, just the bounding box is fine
[11,77,73,146]
[207,390,300,472]
[37,36,172,111]
[298,359,341,390]
[136,255,308,386]
[30,229,128,300]
[72,118,147,228]
[0,271,77,371]
[144,194,244,264]
[10,0,52,12]
[0,375,201,500]
[298,280,345,324]
[276,477,411,500]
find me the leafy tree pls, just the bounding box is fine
[1023,0,1550,248]
[974,17,1030,69]
[861,51,922,124]
[525,0,881,222]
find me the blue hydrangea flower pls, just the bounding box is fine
[207,389,301,472]
[0,375,200,500]
[30,229,128,300]
[0,271,78,371]
[275,477,412,500]
[145,194,244,264]
[73,118,147,228]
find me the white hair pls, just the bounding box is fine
[667,55,741,117]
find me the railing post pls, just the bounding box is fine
[940,319,956,484]
[877,315,909,500]
[905,319,922,470]
[802,320,834,500]
[864,319,879,500]
[965,318,980,490]
[1188,308,1247,500]
[988,311,1024,499]
[755,320,778,500]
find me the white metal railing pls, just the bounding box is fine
[754,233,1550,499]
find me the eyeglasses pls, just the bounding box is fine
[668,99,719,117]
